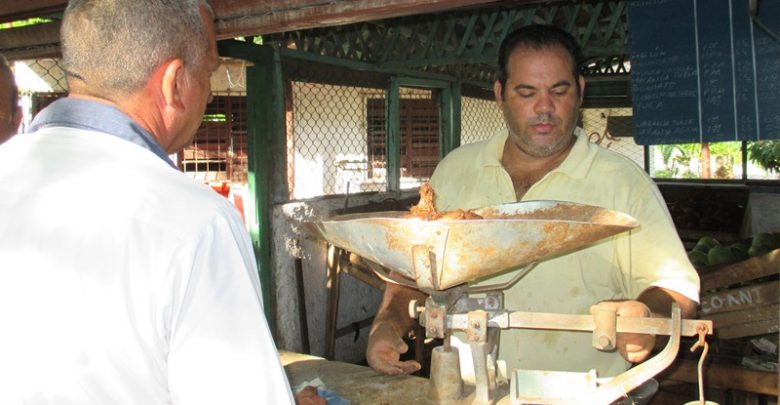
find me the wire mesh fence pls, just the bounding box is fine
[580,107,645,169]
[461,95,505,145]
[288,81,387,199]
[285,61,446,199]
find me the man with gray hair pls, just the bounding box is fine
[0,54,21,144]
[0,1,299,404]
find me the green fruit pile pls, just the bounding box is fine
[748,232,780,257]
[687,232,780,267]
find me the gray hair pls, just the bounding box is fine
[61,0,213,96]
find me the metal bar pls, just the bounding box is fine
[334,316,374,339]
[447,311,713,337]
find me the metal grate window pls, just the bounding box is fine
[397,87,439,187]
[367,97,440,179]
[181,93,248,184]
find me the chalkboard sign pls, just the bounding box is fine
[628,0,780,145]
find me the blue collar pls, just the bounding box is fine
[29,98,177,169]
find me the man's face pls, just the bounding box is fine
[494,44,584,158]
[169,6,218,153]
[0,70,21,145]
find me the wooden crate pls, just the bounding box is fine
[698,248,779,340]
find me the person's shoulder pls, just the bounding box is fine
[589,142,649,181]
[437,138,491,169]
[106,155,242,233]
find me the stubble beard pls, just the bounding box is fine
[505,114,576,158]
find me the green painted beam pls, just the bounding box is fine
[381,44,626,69]
[387,79,401,192]
[219,42,285,335]
[277,45,459,82]
[441,82,461,156]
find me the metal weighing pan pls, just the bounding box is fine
[309,200,639,291]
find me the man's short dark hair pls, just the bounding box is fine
[497,25,584,94]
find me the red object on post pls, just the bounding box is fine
[211,181,230,198]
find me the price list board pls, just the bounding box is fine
[628,0,780,144]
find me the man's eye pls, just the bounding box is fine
[518,92,534,98]
[552,88,569,96]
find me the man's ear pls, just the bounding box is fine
[578,75,586,105]
[160,58,186,108]
[11,105,21,132]
[494,80,504,106]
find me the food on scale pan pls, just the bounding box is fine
[405,182,482,220]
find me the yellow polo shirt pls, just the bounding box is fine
[430,128,700,377]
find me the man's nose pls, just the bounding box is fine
[534,93,554,114]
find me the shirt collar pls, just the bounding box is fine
[554,127,597,180]
[479,127,595,180]
[29,98,177,169]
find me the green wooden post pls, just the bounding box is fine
[220,41,286,333]
[441,81,462,156]
[387,79,401,192]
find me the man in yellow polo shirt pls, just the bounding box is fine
[366,25,700,380]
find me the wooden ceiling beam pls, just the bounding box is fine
[214,0,503,39]
[0,0,65,23]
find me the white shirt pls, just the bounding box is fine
[0,127,294,404]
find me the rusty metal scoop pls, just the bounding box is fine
[310,200,638,291]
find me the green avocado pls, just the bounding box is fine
[687,250,709,267]
[707,245,735,266]
[696,236,721,251]
[752,232,775,249]
[727,243,749,261]
[748,245,772,257]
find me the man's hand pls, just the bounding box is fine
[294,386,326,405]
[366,321,421,375]
[590,300,655,363]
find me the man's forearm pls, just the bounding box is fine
[372,282,427,336]
[637,286,697,318]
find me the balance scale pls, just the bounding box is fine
[311,201,713,405]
